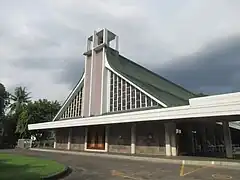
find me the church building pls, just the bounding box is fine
[28,29,240,158]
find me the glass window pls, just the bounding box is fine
[147,97,151,107]
[152,100,158,106]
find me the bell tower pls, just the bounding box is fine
[82,28,119,117]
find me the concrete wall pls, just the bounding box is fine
[70,127,85,151]
[83,56,92,117]
[56,128,68,150]
[90,51,103,115]
[108,123,131,154]
[136,122,165,155]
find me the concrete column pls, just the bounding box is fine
[103,28,108,45]
[222,121,233,158]
[131,123,136,154]
[105,125,109,152]
[67,128,72,150]
[201,125,207,154]
[165,123,171,156]
[115,35,119,51]
[170,123,177,156]
[84,126,88,150]
[53,130,57,149]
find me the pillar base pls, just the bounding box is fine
[165,123,171,156]
[131,124,136,154]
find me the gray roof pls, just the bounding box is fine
[106,47,197,107]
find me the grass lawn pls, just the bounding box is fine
[0,153,65,180]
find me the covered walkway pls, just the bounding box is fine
[28,92,240,159]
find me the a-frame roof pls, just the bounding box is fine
[106,47,197,107]
[53,72,84,121]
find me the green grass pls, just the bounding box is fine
[0,153,65,180]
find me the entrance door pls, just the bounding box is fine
[87,126,105,150]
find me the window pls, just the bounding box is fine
[60,86,83,119]
[141,93,146,108]
[152,100,158,106]
[147,97,151,107]
[136,89,141,108]
[108,71,160,112]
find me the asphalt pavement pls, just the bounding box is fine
[2,149,240,180]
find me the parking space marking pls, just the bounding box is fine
[180,160,208,177]
[182,166,208,177]
[111,170,143,180]
[180,160,185,176]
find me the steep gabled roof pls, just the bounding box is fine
[106,47,197,107]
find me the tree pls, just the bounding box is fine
[0,83,7,117]
[9,86,31,114]
[15,99,61,139]
[1,114,18,147]
[0,84,17,148]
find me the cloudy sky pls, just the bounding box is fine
[1,0,240,103]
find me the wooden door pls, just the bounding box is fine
[87,126,105,150]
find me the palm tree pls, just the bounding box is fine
[9,87,31,114]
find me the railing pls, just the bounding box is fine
[195,143,240,156]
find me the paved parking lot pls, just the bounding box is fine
[3,149,240,180]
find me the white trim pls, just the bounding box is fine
[145,95,147,107]
[130,84,132,110]
[140,91,142,108]
[105,58,167,108]
[121,78,123,110]
[89,50,94,116]
[84,149,108,153]
[190,92,240,107]
[124,79,127,110]
[100,47,105,114]
[80,87,84,117]
[134,88,137,108]
[112,73,115,111]
[82,56,87,117]
[117,74,119,111]
[28,100,240,130]
[53,75,85,121]
[106,69,111,112]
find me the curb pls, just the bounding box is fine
[31,148,240,169]
[42,166,72,180]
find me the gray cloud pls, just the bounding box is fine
[12,57,63,70]
[54,58,84,88]
[1,0,240,101]
[51,34,240,97]
[155,35,240,94]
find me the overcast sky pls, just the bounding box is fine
[1,0,240,103]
